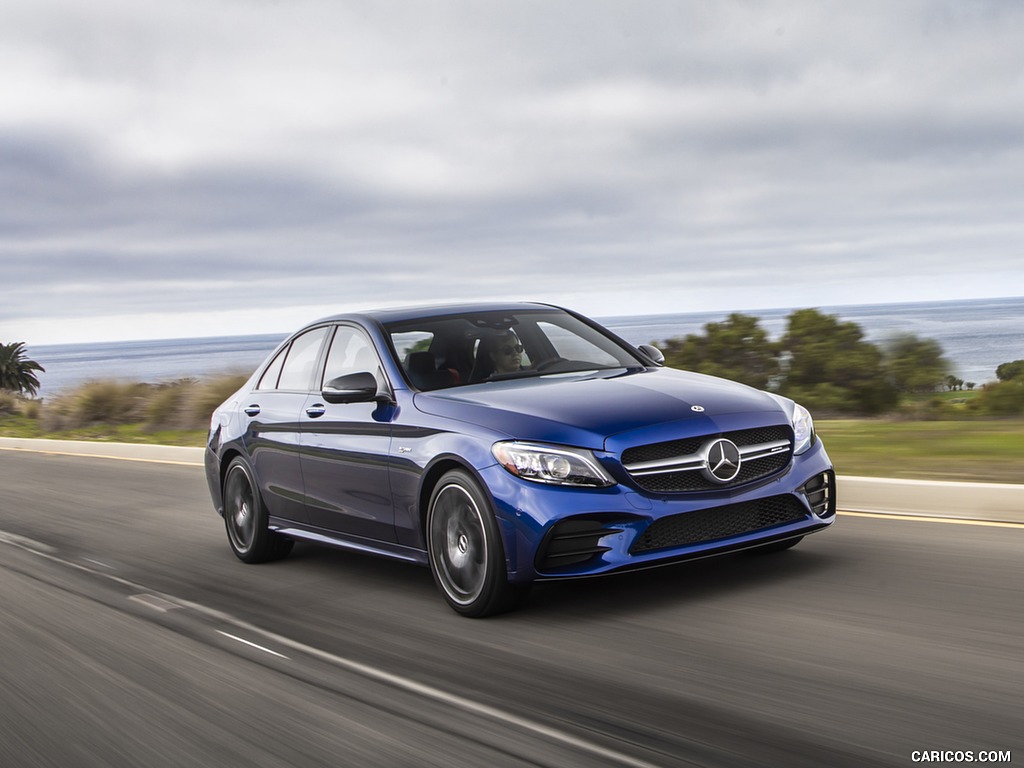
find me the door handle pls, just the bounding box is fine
[244,405,261,416]
[305,404,327,418]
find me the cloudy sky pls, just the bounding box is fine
[3,0,1023,344]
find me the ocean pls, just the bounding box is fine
[28,296,1024,397]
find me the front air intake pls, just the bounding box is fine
[630,496,809,554]
[801,471,836,518]
[536,519,623,572]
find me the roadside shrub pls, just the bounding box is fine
[41,380,151,431]
[780,383,854,417]
[34,375,249,434]
[20,399,42,419]
[146,381,191,430]
[0,390,17,415]
[971,379,1024,416]
[186,374,248,428]
[897,396,963,421]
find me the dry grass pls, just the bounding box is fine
[3,377,1023,484]
[37,374,248,433]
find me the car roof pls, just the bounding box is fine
[308,301,563,328]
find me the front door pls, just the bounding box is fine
[300,325,397,541]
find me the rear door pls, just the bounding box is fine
[243,326,330,524]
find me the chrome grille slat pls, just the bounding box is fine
[624,438,790,475]
[621,427,793,493]
[739,439,793,461]
[625,456,705,476]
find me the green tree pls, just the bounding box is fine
[659,313,780,389]
[0,342,46,397]
[882,333,950,393]
[972,379,1024,416]
[777,309,897,414]
[995,360,1024,382]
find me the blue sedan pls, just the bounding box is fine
[205,302,836,616]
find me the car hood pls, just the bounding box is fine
[414,368,789,451]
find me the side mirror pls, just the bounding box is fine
[637,344,665,366]
[322,372,380,404]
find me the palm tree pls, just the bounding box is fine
[0,342,46,397]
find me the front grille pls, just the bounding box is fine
[621,426,793,494]
[629,495,809,554]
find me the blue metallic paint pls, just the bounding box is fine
[205,302,836,602]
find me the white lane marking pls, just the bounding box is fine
[0,530,57,553]
[216,630,289,659]
[839,510,1024,529]
[232,625,667,768]
[129,593,182,613]
[83,558,117,570]
[0,528,667,768]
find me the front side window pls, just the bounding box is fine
[321,326,378,387]
[277,327,329,391]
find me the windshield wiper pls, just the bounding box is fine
[485,366,626,383]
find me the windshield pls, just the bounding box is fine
[385,308,645,391]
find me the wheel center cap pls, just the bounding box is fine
[457,533,469,554]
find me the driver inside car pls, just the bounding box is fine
[472,329,528,380]
[490,331,526,374]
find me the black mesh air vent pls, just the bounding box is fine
[630,495,808,554]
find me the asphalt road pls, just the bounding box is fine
[1,451,1021,767]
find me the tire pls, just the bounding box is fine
[222,456,294,564]
[426,469,526,617]
[749,535,804,554]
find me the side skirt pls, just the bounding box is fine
[268,518,429,566]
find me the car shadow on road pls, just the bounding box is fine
[519,546,839,619]
[274,537,843,621]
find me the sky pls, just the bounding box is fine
[3,0,1023,345]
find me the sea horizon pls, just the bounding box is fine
[28,295,1024,397]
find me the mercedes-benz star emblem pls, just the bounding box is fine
[702,438,742,483]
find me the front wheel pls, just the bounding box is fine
[223,456,294,563]
[426,469,526,617]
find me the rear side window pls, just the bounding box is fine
[276,327,329,391]
[256,347,287,391]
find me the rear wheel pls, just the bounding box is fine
[223,456,293,563]
[426,469,526,617]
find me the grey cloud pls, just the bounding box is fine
[3,0,1023,341]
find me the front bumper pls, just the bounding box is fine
[484,439,836,583]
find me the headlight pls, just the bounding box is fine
[492,442,615,487]
[792,403,816,455]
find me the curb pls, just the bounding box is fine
[0,437,204,466]
[2,437,1023,524]
[838,475,1024,524]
